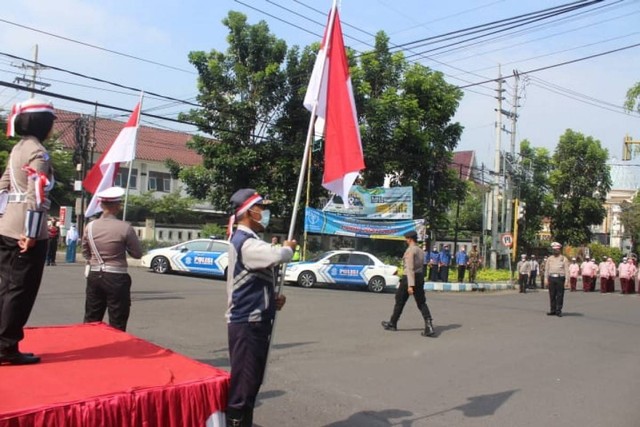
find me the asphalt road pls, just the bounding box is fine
[27,264,640,427]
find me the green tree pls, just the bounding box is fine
[454,182,484,232]
[549,130,611,245]
[624,81,640,113]
[351,32,464,228]
[514,140,554,250]
[179,11,292,214]
[180,13,464,230]
[127,191,197,224]
[619,192,640,254]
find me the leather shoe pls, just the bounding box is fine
[381,321,397,331]
[546,311,556,316]
[556,312,562,317]
[0,352,41,365]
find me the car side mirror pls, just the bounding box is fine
[321,259,330,265]
[180,246,188,252]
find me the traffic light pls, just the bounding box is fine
[518,201,526,219]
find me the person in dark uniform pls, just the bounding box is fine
[455,245,468,283]
[381,230,435,337]
[0,98,56,365]
[428,246,439,282]
[544,242,570,317]
[226,189,295,427]
[439,244,452,282]
[82,187,142,332]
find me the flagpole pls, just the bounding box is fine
[122,91,144,221]
[264,1,339,383]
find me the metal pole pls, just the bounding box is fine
[491,66,503,269]
[453,164,463,263]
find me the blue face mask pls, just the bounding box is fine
[250,208,270,229]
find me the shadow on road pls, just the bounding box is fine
[255,389,287,408]
[324,409,414,426]
[324,389,518,426]
[272,341,318,350]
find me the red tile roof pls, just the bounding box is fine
[53,110,203,166]
[451,150,476,181]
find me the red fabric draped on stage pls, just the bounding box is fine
[0,323,229,426]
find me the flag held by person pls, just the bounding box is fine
[303,3,364,206]
[83,103,141,217]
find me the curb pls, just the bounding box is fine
[423,282,515,292]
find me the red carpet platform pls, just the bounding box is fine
[0,323,229,427]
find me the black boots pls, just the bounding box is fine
[381,321,397,331]
[421,319,436,337]
[226,408,253,427]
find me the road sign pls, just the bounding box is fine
[501,233,513,247]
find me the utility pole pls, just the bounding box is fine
[12,45,50,97]
[453,163,463,260]
[491,67,505,270]
[504,71,520,237]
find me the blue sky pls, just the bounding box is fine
[1,0,639,169]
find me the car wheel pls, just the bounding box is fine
[298,271,316,288]
[151,256,170,274]
[368,276,386,293]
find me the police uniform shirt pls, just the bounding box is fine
[404,245,425,288]
[544,254,570,279]
[82,214,143,268]
[0,136,53,240]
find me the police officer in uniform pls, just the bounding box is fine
[544,242,570,317]
[0,98,56,365]
[226,189,295,427]
[82,187,142,331]
[381,230,435,337]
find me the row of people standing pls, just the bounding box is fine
[423,243,482,283]
[568,256,638,294]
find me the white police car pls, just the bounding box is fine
[140,238,229,278]
[284,250,399,293]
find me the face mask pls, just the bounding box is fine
[250,208,270,229]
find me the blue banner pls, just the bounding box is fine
[304,207,424,240]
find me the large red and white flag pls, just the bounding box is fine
[83,103,141,217]
[303,4,364,205]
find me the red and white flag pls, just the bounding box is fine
[83,103,141,217]
[303,3,364,206]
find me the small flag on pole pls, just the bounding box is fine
[83,103,141,217]
[303,4,364,206]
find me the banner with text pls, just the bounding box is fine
[323,186,413,219]
[305,207,424,240]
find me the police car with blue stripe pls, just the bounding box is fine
[141,238,229,278]
[284,250,400,293]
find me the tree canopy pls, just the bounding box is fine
[549,129,611,245]
[179,11,465,232]
[624,81,640,114]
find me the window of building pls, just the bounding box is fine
[178,231,183,240]
[148,171,171,192]
[114,167,138,189]
[158,231,164,239]
[168,231,173,240]
[188,232,192,240]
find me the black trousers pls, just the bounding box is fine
[389,274,432,325]
[439,266,449,282]
[0,236,47,353]
[429,265,439,282]
[518,274,529,292]
[84,271,132,331]
[548,276,565,313]
[46,237,58,265]
[529,271,538,288]
[227,321,272,418]
[457,265,466,283]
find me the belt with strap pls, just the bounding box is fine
[549,273,565,278]
[8,193,27,203]
[89,265,128,274]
